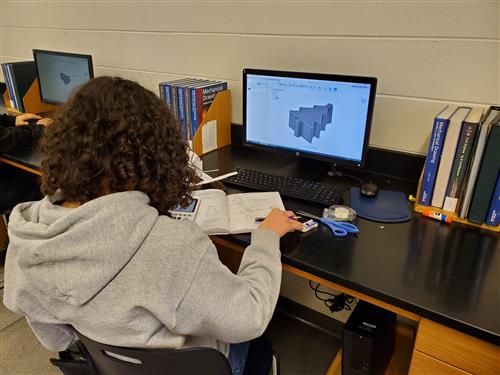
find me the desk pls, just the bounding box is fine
[0,148,43,176]
[2,145,499,374]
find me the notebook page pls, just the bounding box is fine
[192,189,230,235]
[227,192,285,234]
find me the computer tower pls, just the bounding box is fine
[342,301,396,375]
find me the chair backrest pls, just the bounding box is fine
[75,331,233,375]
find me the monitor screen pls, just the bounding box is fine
[33,50,94,104]
[243,69,377,167]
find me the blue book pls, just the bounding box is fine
[2,64,18,110]
[418,105,457,205]
[158,82,171,108]
[485,173,500,226]
[176,79,201,141]
[442,108,482,212]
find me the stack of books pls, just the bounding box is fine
[159,78,228,143]
[1,61,37,113]
[418,105,500,227]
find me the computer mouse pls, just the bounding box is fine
[360,182,379,198]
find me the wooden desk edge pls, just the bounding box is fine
[0,157,42,176]
[281,264,420,322]
[211,236,420,322]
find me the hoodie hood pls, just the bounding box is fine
[7,191,158,306]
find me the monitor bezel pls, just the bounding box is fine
[242,68,377,168]
[33,49,94,105]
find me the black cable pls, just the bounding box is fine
[309,281,355,312]
[327,165,364,187]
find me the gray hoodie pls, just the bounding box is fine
[3,191,281,356]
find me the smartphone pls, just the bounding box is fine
[169,199,200,221]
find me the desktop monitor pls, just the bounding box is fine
[33,49,94,104]
[243,69,377,167]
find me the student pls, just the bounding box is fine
[3,77,302,375]
[0,113,50,213]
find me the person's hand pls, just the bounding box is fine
[36,118,53,127]
[15,113,42,126]
[259,208,303,237]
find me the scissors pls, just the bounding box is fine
[296,210,359,237]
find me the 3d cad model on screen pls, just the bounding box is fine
[289,103,333,143]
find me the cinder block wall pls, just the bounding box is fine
[1,1,498,155]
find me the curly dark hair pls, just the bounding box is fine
[41,76,196,214]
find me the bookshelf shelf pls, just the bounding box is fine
[414,174,499,233]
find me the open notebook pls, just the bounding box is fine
[192,189,285,235]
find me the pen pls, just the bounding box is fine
[255,215,301,223]
[422,209,452,223]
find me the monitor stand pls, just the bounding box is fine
[327,164,364,186]
[295,158,330,181]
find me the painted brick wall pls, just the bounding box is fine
[1,1,498,154]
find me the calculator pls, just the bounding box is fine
[169,199,200,221]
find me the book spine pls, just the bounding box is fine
[184,86,192,141]
[163,84,171,110]
[170,84,179,119]
[8,64,24,113]
[195,88,203,136]
[4,65,17,109]
[468,123,500,224]
[191,88,198,138]
[1,65,10,107]
[177,85,187,141]
[458,123,491,218]
[485,173,500,226]
[442,122,478,212]
[158,83,164,100]
[418,118,449,206]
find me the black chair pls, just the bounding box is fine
[50,329,279,375]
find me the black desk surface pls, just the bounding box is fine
[2,145,499,345]
[0,148,44,170]
[201,146,499,346]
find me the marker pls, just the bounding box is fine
[255,215,301,223]
[422,209,452,223]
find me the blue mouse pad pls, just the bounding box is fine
[350,187,411,223]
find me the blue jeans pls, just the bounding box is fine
[228,341,250,375]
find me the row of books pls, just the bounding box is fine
[418,105,499,227]
[159,78,227,142]
[1,61,37,113]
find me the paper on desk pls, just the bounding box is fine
[196,171,238,186]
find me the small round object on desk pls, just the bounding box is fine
[323,205,357,222]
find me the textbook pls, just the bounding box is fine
[190,81,228,137]
[431,107,471,208]
[485,173,500,226]
[442,107,483,212]
[459,108,500,218]
[418,105,457,206]
[468,121,500,224]
[178,79,212,141]
[1,61,37,113]
[191,189,285,235]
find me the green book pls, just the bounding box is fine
[468,120,500,224]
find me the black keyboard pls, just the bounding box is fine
[224,168,343,206]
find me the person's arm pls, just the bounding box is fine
[0,123,44,153]
[170,228,282,343]
[0,114,46,153]
[0,113,16,127]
